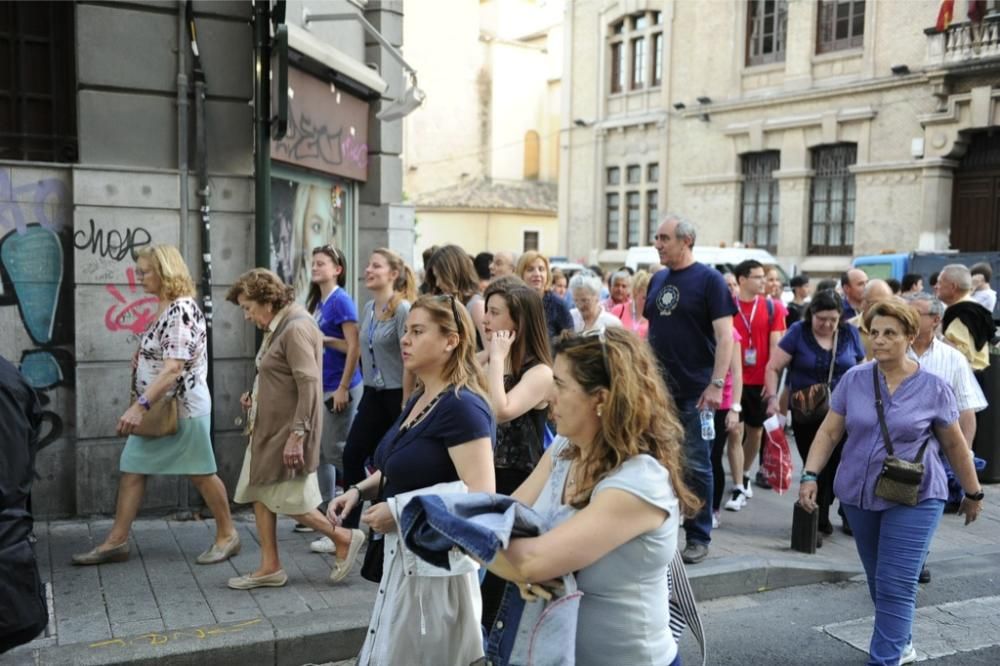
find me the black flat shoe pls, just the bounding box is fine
[818,521,834,536]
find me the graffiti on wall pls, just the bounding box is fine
[0,169,74,453]
[270,175,349,303]
[273,109,369,172]
[104,266,159,335]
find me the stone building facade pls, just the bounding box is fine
[0,0,411,517]
[560,0,1000,274]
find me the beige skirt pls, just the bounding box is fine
[233,442,322,515]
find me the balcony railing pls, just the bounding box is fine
[926,15,1000,67]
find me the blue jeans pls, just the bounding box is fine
[678,401,713,546]
[842,499,944,666]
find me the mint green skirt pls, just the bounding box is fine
[119,415,218,475]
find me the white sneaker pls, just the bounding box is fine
[899,643,917,664]
[712,511,721,529]
[743,479,754,499]
[724,488,748,512]
[309,536,336,554]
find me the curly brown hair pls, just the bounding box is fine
[554,327,701,517]
[225,268,295,309]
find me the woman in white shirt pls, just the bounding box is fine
[569,271,622,333]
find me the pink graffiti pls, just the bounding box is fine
[104,267,158,334]
[341,135,368,170]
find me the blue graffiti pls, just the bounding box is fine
[19,349,64,389]
[0,226,63,345]
[0,171,70,234]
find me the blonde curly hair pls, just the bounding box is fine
[135,245,195,301]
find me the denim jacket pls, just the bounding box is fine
[400,492,581,666]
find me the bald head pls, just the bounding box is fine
[862,279,893,314]
[490,251,516,278]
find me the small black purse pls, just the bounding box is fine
[360,469,388,584]
[872,365,929,507]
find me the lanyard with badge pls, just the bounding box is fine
[367,302,388,388]
[739,296,759,366]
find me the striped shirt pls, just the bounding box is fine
[908,337,987,412]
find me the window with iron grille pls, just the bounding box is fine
[646,190,659,243]
[817,0,865,54]
[606,193,621,249]
[740,151,780,253]
[626,192,641,246]
[0,1,77,162]
[626,164,641,184]
[523,231,539,253]
[647,163,659,183]
[607,166,621,185]
[747,0,788,66]
[608,11,663,95]
[809,144,857,255]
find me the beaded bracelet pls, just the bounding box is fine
[800,472,818,483]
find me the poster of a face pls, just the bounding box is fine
[270,175,348,302]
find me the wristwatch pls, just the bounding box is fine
[729,404,743,413]
[137,395,151,411]
[965,489,985,501]
[710,378,725,389]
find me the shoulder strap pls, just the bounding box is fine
[826,328,839,385]
[872,365,894,456]
[766,296,774,327]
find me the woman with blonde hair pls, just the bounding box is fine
[226,269,364,588]
[516,250,573,342]
[73,245,239,566]
[485,327,700,666]
[627,269,651,338]
[424,244,487,346]
[332,248,419,537]
[329,294,496,666]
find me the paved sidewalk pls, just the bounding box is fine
[4,481,998,665]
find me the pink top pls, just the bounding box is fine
[609,298,648,338]
[720,329,742,411]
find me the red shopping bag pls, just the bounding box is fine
[762,415,792,494]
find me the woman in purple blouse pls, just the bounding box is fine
[799,300,983,666]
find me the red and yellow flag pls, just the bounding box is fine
[935,0,955,31]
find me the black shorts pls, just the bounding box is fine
[741,385,767,428]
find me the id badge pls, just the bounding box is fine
[373,368,386,388]
[743,347,758,367]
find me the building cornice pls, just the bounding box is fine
[722,106,876,136]
[680,74,925,118]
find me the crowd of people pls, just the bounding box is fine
[2,213,990,665]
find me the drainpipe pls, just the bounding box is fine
[253,0,271,271]
[175,0,192,518]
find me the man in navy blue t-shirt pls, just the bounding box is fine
[644,214,736,564]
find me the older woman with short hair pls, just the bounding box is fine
[226,269,364,589]
[73,245,238,567]
[569,271,621,333]
[799,300,984,665]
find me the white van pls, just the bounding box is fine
[624,245,789,282]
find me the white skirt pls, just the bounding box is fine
[233,442,322,515]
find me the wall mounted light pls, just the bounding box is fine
[573,118,592,127]
[891,64,910,75]
[696,96,712,104]
[673,102,686,110]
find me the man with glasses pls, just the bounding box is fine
[645,214,736,564]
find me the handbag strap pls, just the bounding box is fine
[872,364,895,457]
[825,328,839,385]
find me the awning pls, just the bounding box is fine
[286,23,388,97]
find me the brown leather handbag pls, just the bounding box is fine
[130,367,179,438]
[872,365,928,506]
[789,329,838,427]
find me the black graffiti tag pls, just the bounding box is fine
[74,218,152,262]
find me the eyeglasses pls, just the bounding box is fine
[581,327,611,380]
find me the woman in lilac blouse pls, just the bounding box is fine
[799,300,983,666]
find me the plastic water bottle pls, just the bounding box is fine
[700,408,715,441]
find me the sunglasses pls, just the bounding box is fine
[313,244,345,265]
[581,327,611,380]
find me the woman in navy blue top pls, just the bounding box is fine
[764,290,864,534]
[328,294,495,666]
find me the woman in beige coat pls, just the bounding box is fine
[225,269,365,589]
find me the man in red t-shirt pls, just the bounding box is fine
[729,260,786,508]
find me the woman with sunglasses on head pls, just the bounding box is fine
[303,245,363,538]
[477,277,554,627]
[424,244,488,348]
[328,294,496,666]
[334,248,417,536]
[485,327,700,666]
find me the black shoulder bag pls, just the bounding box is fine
[872,365,929,507]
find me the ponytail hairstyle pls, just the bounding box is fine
[372,248,417,318]
[553,327,701,516]
[410,294,488,401]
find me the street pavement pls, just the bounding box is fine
[4,477,998,665]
